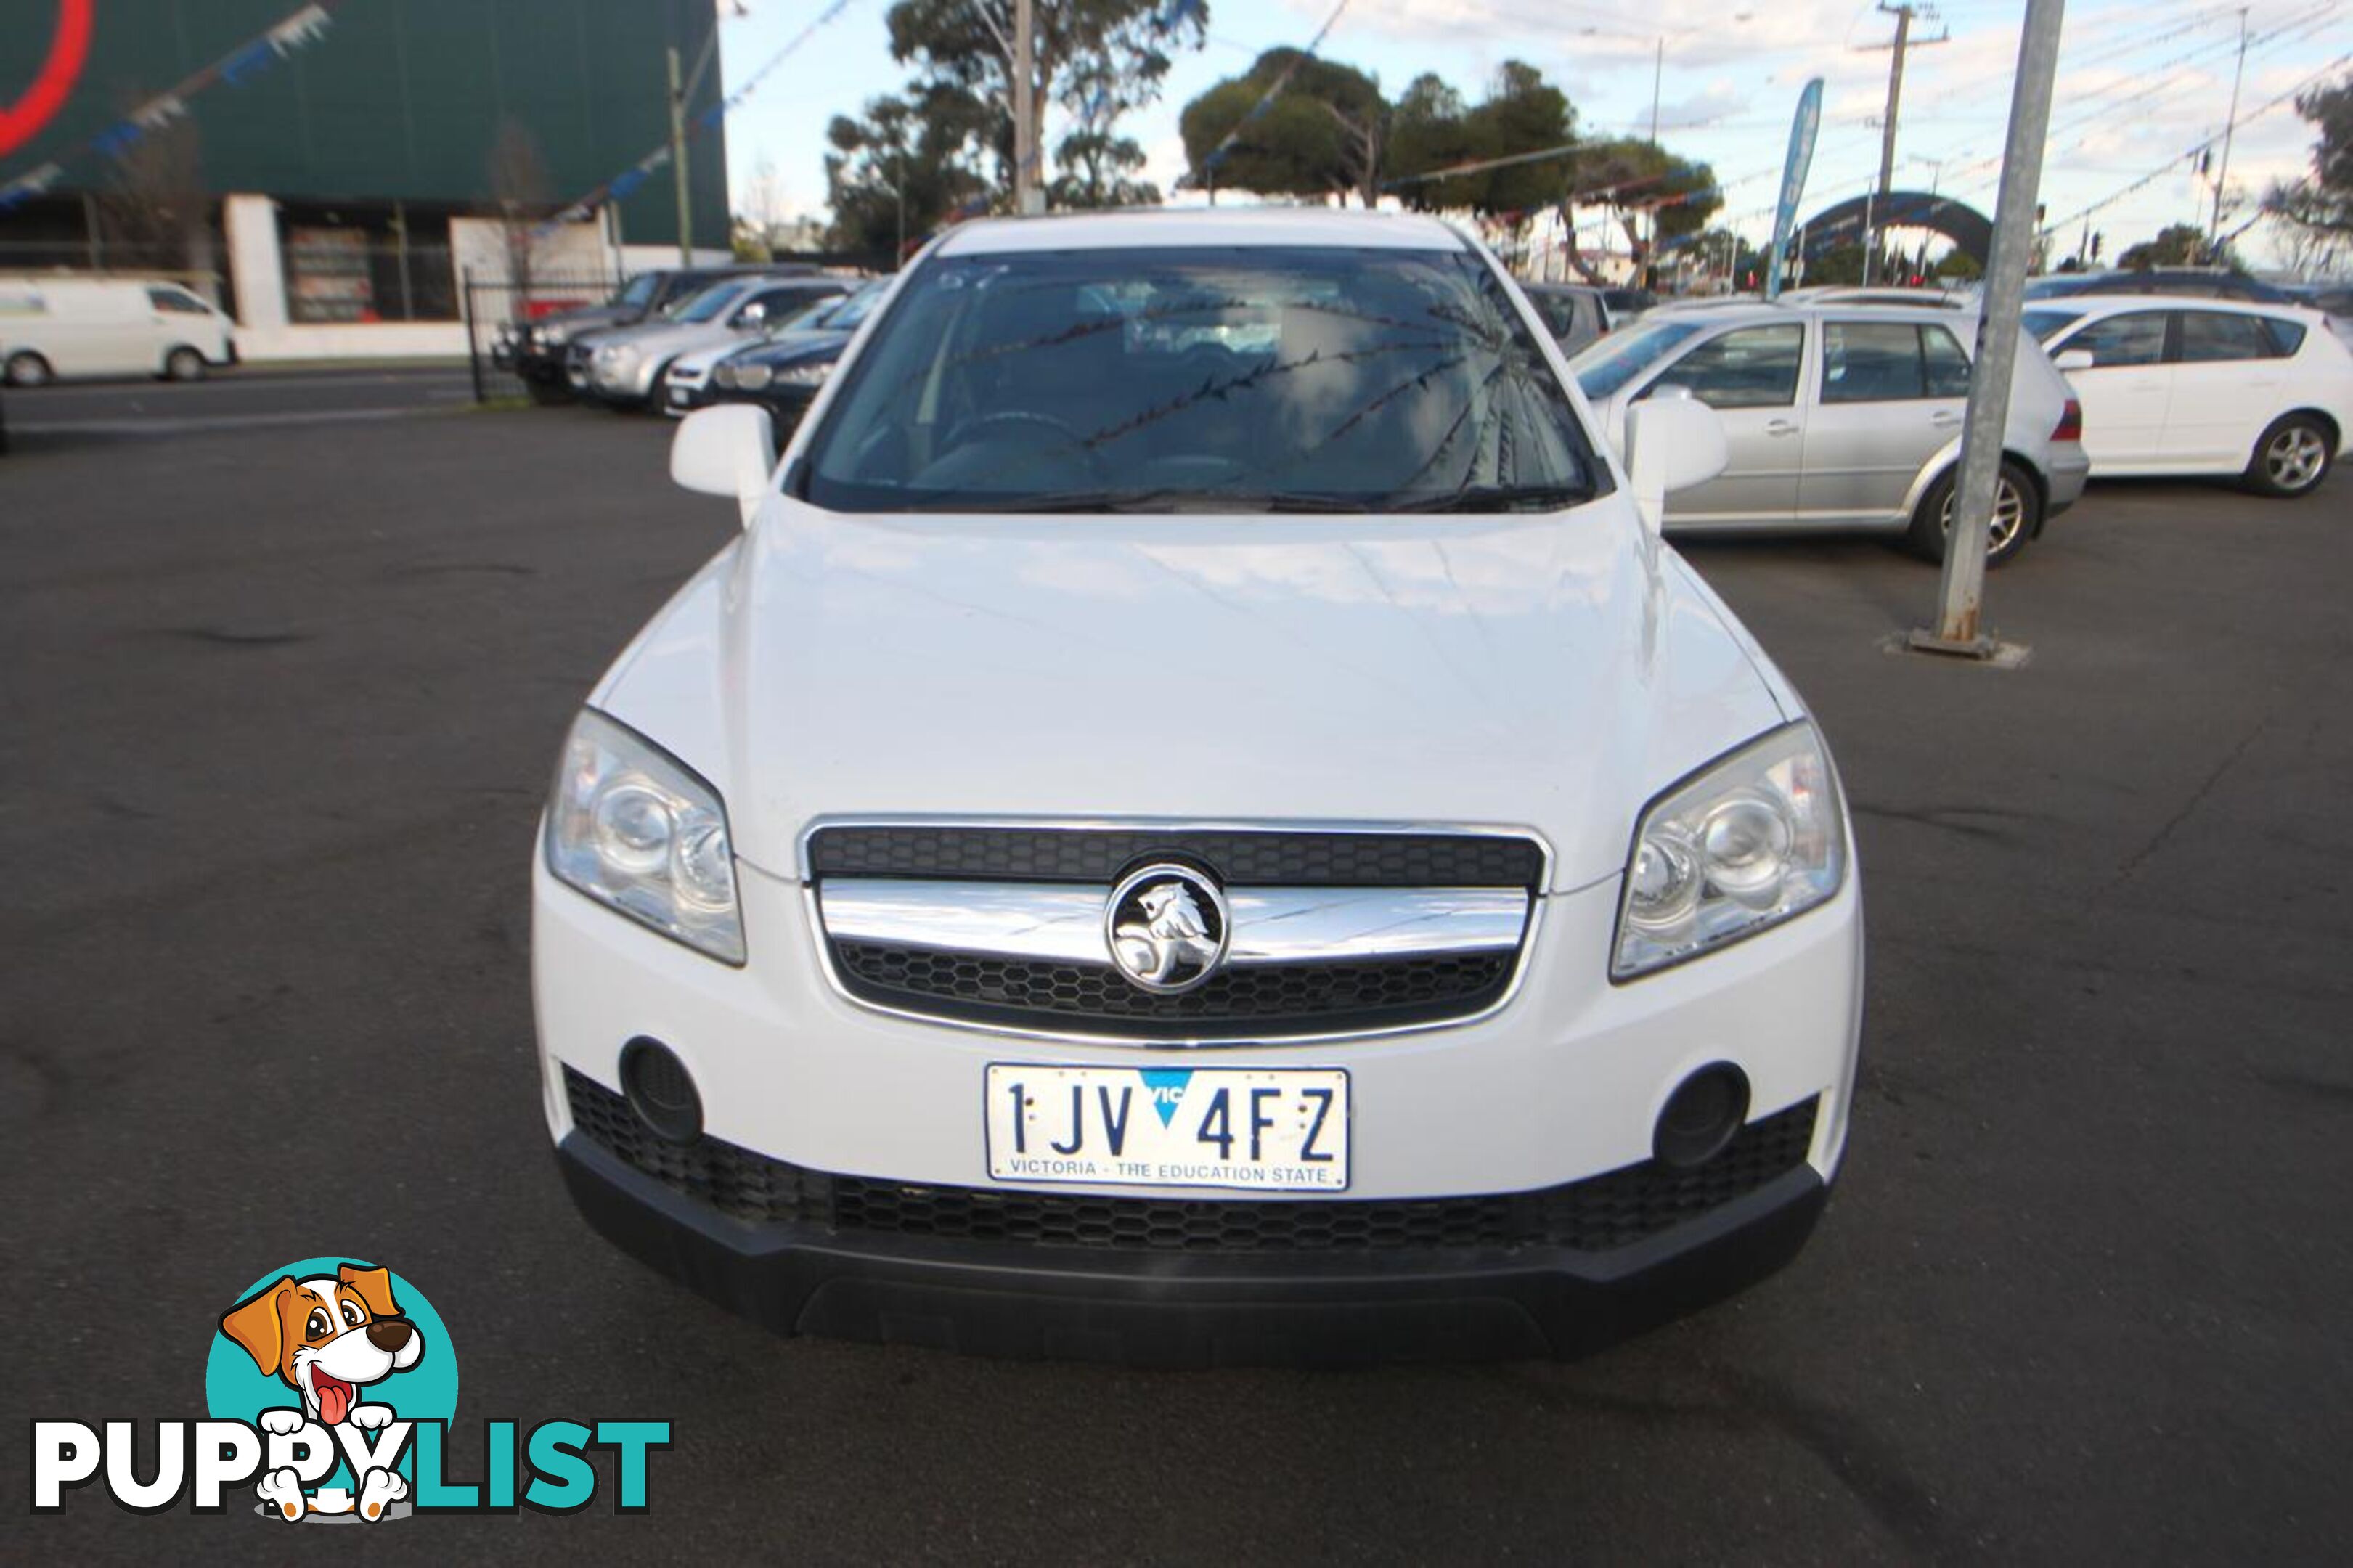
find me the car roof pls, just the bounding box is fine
[2028,293,2321,321]
[1643,298,1974,327]
[935,207,1472,256]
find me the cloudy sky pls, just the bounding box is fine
[714,0,2352,269]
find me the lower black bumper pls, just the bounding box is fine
[556,1132,1828,1366]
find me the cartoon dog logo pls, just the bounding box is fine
[217,1263,423,1522]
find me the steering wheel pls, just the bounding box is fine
[945,408,1106,484]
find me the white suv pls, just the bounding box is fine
[532,210,1864,1365]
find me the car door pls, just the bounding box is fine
[1797,319,1960,526]
[2164,309,2289,467]
[2050,309,2171,467]
[1645,322,1808,528]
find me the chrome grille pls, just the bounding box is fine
[804,822,1546,1042]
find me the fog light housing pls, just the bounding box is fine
[621,1037,703,1145]
[1653,1063,1750,1169]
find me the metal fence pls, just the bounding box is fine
[460,269,619,404]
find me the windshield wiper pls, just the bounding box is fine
[947,489,1368,514]
[1382,482,1596,513]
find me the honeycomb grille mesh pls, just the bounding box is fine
[566,1069,1818,1254]
[805,826,1546,889]
[832,940,1514,1037]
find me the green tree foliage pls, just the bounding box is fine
[1385,73,1485,211]
[1178,49,1387,204]
[2263,75,2353,255]
[2118,221,2229,269]
[1385,62,1576,219]
[884,0,1203,202]
[823,86,993,257]
[1568,139,1721,266]
[1933,248,1983,280]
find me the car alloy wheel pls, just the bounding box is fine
[2262,423,2328,493]
[4,351,52,388]
[1941,473,2026,556]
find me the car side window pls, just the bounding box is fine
[1921,324,1973,396]
[147,286,209,314]
[1660,324,1803,409]
[1821,320,1926,403]
[2261,317,2309,356]
[2065,312,2167,367]
[2177,311,2277,363]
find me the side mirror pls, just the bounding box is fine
[1623,385,1728,536]
[670,404,778,528]
[2052,348,2095,372]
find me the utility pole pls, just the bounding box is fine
[1649,37,1663,145]
[2208,6,2249,256]
[1913,0,2065,657]
[1013,0,1043,214]
[1860,4,1946,285]
[666,46,693,265]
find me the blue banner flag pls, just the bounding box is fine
[1765,78,1823,300]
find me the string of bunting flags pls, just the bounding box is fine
[531,0,856,240]
[0,1,343,214]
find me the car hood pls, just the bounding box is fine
[736,329,849,366]
[596,499,1790,891]
[594,319,741,357]
[539,304,632,335]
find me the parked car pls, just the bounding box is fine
[1520,282,1614,356]
[658,285,880,417]
[2023,295,2352,496]
[499,264,825,400]
[1599,285,1658,325]
[1,276,235,385]
[684,282,888,424]
[573,276,852,410]
[2024,267,2296,304]
[534,206,1863,1365]
[1570,300,2087,564]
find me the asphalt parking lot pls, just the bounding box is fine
[3,393,2349,1563]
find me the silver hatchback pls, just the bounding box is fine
[1569,301,2089,563]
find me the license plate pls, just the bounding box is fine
[986,1064,1349,1191]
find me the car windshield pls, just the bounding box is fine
[817,285,884,330]
[800,245,1601,513]
[767,297,839,335]
[614,274,659,309]
[1569,318,1711,399]
[669,283,746,324]
[2022,307,2083,342]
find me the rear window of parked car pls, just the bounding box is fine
[2177,311,2282,362]
[1820,320,1973,401]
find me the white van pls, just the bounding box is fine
[0,277,236,386]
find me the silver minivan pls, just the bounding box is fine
[1570,301,2089,563]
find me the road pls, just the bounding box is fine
[2,364,477,440]
[2,405,2347,1563]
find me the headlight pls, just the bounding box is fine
[595,343,632,368]
[542,710,744,964]
[1611,721,1846,981]
[540,322,570,346]
[732,363,774,390]
[776,359,832,385]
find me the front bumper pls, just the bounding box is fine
[534,848,1862,1361]
[557,1123,1829,1365]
